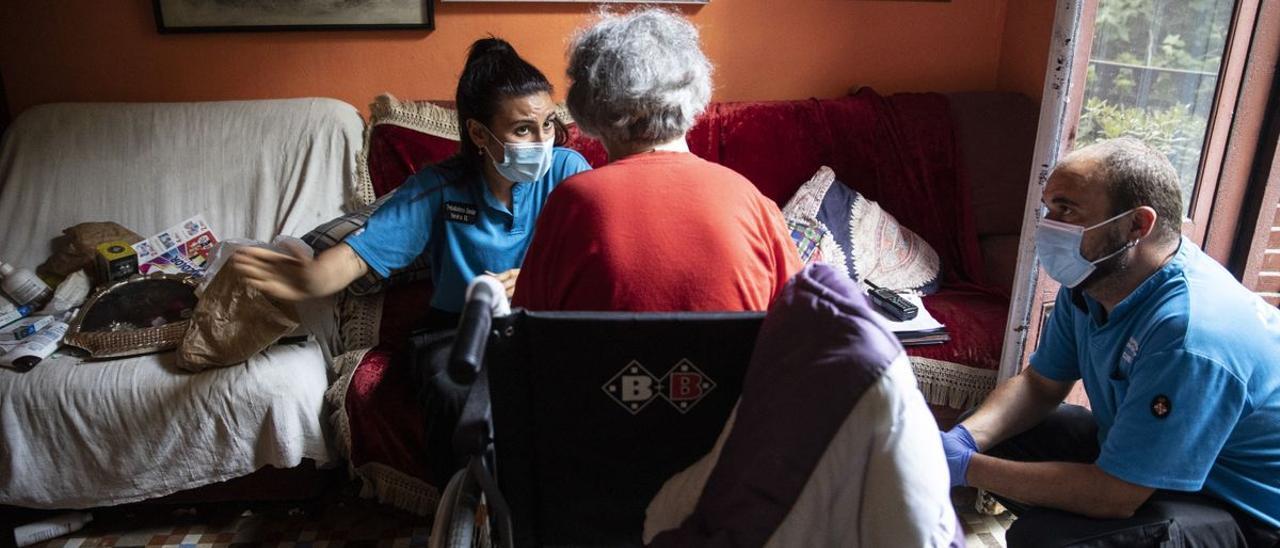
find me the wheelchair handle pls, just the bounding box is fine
[449,276,510,386]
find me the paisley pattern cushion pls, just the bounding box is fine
[782,166,941,293]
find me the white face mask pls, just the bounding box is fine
[1035,209,1138,288]
[482,125,554,183]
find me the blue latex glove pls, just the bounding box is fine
[940,424,979,487]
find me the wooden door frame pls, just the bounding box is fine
[1203,1,1280,289]
[1188,0,1266,245]
[999,0,1097,381]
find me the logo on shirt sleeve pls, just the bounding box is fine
[443,202,478,224]
[1121,337,1139,365]
[1151,395,1172,419]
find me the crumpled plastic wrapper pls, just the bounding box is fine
[41,270,92,315]
[177,238,303,371]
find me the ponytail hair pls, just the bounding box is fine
[443,37,561,181]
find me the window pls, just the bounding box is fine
[1074,0,1236,218]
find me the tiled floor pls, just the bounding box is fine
[956,488,1015,548]
[21,496,432,548]
[959,507,1015,548]
[14,490,1012,547]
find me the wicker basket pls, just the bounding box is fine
[63,273,199,359]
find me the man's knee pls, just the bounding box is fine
[1005,492,1250,548]
[986,404,1100,464]
[1006,510,1175,548]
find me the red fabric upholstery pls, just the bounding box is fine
[712,100,830,204]
[913,289,1010,371]
[345,349,426,476]
[345,90,1011,492]
[367,124,459,198]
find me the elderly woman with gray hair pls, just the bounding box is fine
[513,8,801,312]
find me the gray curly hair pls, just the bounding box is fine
[566,8,713,147]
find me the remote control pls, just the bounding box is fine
[865,282,918,321]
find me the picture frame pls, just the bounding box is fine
[153,0,434,33]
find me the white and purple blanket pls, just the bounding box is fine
[645,263,963,547]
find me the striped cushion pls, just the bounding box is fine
[301,189,430,295]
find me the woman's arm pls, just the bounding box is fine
[229,243,368,302]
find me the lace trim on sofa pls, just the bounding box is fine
[354,462,441,517]
[324,347,371,464]
[909,357,996,410]
[338,292,382,353]
[354,93,455,205]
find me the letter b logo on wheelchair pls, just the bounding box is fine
[603,358,717,415]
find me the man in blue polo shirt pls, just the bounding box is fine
[940,137,1280,547]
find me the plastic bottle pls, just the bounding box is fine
[0,261,53,307]
[12,511,92,546]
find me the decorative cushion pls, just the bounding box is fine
[300,189,430,296]
[782,166,941,293]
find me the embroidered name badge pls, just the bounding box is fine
[444,202,478,224]
[1151,395,1172,419]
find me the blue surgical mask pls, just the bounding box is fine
[483,126,554,183]
[1035,209,1138,288]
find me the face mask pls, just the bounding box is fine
[1035,209,1138,288]
[482,126,554,183]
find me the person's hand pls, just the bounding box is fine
[228,245,321,302]
[940,424,979,487]
[487,268,520,299]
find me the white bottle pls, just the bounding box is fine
[0,261,53,307]
[13,511,92,546]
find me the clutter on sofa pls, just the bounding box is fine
[63,273,197,359]
[0,98,359,509]
[178,239,304,371]
[322,88,1033,516]
[0,262,78,371]
[37,222,142,283]
[132,214,219,276]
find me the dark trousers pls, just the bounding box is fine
[985,405,1280,548]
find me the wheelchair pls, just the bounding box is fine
[414,277,764,547]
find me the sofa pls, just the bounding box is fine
[328,88,1039,514]
[0,98,363,509]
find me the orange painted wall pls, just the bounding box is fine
[996,0,1057,101]
[1,0,1017,118]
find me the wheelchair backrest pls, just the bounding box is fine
[484,310,764,547]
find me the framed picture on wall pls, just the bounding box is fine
[153,0,434,33]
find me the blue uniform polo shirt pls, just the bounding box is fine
[345,147,591,313]
[1030,237,1280,528]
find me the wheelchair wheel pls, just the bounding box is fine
[431,466,493,548]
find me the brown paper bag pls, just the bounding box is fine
[38,222,142,281]
[178,267,299,371]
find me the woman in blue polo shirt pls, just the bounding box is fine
[230,38,591,326]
